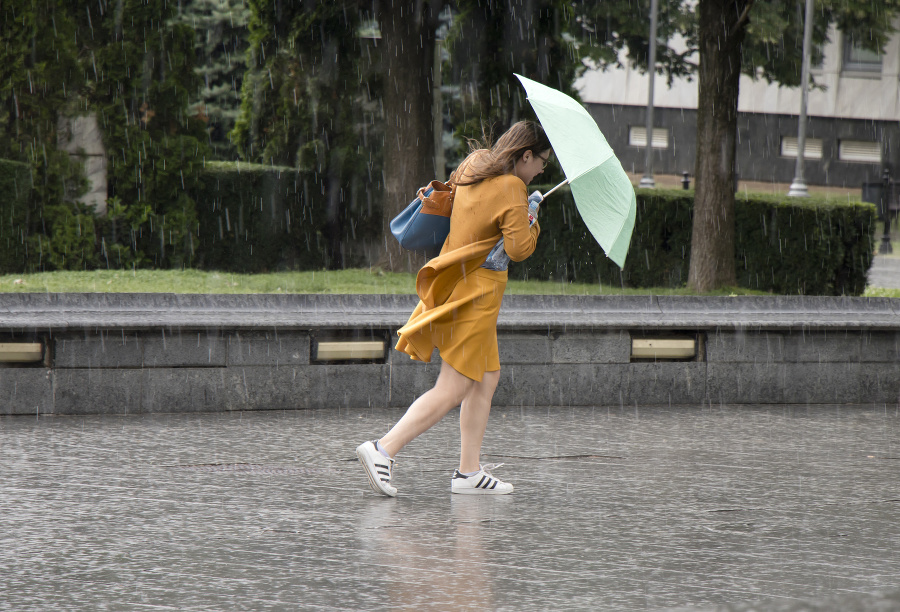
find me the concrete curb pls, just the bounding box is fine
[1,293,899,331]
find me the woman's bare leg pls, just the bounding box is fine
[379,361,473,457]
[458,370,500,473]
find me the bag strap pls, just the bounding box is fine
[416,179,455,201]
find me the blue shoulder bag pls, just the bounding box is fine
[390,180,455,258]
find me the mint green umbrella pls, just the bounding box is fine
[516,74,636,269]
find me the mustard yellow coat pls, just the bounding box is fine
[395,174,540,381]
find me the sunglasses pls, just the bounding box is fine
[537,153,550,170]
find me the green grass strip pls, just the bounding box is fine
[0,268,792,296]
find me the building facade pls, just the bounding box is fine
[576,23,900,187]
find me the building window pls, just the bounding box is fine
[628,126,668,149]
[780,136,823,160]
[838,140,881,163]
[842,37,882,73]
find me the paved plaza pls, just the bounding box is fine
[868,254,900,290]
[2,403,899,611]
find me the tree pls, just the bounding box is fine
[232,1,446,272]
[573,0,900,291]
[1,1,214,271]
[448,1,581,165]
[689,0,900,291]
[0,1,90,270]
[79,0,210,268]
[234,1,583,273]
[233,0,380,269]
[376,1,442,272]
[688,0,750,290]
[173,0,251,159]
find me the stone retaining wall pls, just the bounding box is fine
[1,294,898,415]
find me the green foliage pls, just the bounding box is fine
[1,2,212,272]
[233,2,372,167]
[173,0,251,159]
[0,155,95,274]
[0,2,82,159]
[743,0,900,87]
[194,161,304,271]
[733,192,876,295]
[0,159,33,273]
[569,0,900,88]
[570,0,696,83]
[514,186,876,296]
[3,159,383,273]
[28,202,98,271]
[0,1,86,238]
[78,0,211,269]
[192,161,380,272]
[447,0,582,179]
[232,1,381,268]
[567,0,898,292]
[97,196,152,269]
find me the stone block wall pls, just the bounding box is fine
[2,327,898,416]
[1,294,897,415]
[706,329,900,405]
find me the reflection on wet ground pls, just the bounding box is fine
[1,404,898,610]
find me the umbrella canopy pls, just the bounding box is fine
[516,74,636,269]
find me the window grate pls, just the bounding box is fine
[780,137,823,160]
[839,140,881,164]
[628,126,669,149]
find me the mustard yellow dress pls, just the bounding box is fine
[395,174,540,381]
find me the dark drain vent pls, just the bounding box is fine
[168,463,336,475]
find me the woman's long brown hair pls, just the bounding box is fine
[449,121,552,186]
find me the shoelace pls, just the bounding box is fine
[479,462,504,475]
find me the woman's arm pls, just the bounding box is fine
[497,194,540,262]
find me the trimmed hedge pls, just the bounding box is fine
[514,186,876,296]
[0,160,33,274]
[733,192,875,295]
[0,158,381,275]
[2,158,876,295]
[193,162,379,272]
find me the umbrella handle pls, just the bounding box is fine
[542,179,569,200]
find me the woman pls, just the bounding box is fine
[357,121,551,497]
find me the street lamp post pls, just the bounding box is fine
[788,0,814,197]
[881,168,894,254]
[639,0,659,189]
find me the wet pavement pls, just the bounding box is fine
[2,404,899,611]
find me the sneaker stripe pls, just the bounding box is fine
[357,442,397,497]
[450,464,512,495]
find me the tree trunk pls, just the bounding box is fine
[378,1,439,273]
[688,0,751,292]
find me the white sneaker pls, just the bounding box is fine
[356,441,397,497]
[451,463,514,495]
